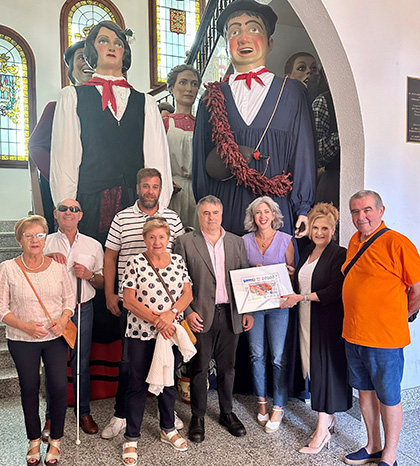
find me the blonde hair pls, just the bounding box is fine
[307,203,338,240]
[15,215,48,242]
[143,217,170,238]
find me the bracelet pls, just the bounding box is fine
[303,294,309,303]
[89,272,95,282]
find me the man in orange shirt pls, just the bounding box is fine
[342,190,420,466]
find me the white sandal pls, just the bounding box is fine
[264,407,284,434]
[160,429,188,451]
[257,400,269,426]
[122,441,138,466]
[45,438,60,466]
[26,438,41,465]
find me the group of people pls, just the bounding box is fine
[1,1,420,466]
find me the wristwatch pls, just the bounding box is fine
[171,308,179,316]
[303,294,309,303]
[89,272,95,282]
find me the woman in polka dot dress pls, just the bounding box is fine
[120,217,193,465]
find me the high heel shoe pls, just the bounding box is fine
[264,407,284,434]
[45,438,60,466]
[257,400,269,426]
[26,438,41,466]
[299,432,331,455]
[310,415,337,438]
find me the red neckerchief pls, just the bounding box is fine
[233,67,269,89]
[84,77,134,114]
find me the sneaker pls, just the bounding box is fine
[344,447,383,465]
[174,411,184,430]
[101,416,126,439]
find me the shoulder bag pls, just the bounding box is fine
[143,252,197,345]
[343,228,418,322]
[15,258,77,348]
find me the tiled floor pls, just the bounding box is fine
[1,391,419,466]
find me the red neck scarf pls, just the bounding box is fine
[84,77,134,113]
[234,67,269,89]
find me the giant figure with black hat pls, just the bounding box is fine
[192,0,316,238]
[28,40,93,233]
[50,21,172,245]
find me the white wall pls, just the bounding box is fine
[0,0,151,219]
[286,0,420,389]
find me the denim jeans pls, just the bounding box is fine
[247,307,289,407]
[345,341,404,406]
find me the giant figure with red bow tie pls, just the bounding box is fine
[50,21,173,245]
[192,0,316,237]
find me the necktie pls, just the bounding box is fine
[234,67,269,89]
[84,77,134,114]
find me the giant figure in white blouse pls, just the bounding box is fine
[50,21,172,244]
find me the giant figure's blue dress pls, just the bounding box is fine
[193,77,316,235]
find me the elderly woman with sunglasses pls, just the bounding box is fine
[0,215,74,466]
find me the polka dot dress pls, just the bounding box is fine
[122,253,191,340]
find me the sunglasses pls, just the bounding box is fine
[57,205,82,213]
[22,233,47,240]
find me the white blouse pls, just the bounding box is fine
[50,73,173,209]
[298,256,319,380]
[0,259,75,342]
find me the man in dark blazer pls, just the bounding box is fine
[174,195,253,443]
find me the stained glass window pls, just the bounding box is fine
[68,0,117,46]
[151,0,203,88]
[0,32,31,167]
[60,0,124,86]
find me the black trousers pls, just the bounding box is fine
[190,305,240,418]
[124,337,180,441]
[8,338,68,440]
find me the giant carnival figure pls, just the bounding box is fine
[193,0,316,237]
[28,40,92,232]
[50,21,172,245]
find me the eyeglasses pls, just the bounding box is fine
[57,205,82,213]
[22,233,47,240]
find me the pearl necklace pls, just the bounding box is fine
[20,254,44,271]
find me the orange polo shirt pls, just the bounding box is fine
[342,222,420,348]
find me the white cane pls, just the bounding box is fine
[76,277,82,445]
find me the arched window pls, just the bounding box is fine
[59,0,125,87]
[149,0,205,89]
[0,25,36,168]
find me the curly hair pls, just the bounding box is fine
[166,64,201,90]
[244,196,284,232]
[307,203,339,240]
[84,21,131,73]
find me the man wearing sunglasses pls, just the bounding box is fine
[43,199,104,436]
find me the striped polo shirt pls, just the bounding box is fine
[105,201,184,297]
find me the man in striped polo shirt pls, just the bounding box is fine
[101,167,184,439]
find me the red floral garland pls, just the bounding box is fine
[204,81,293,198]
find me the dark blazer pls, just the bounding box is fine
[290,240,352,413]
[174,230,249,334]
